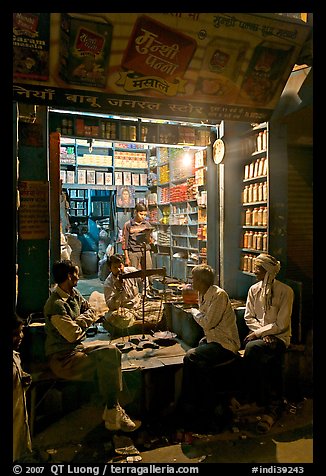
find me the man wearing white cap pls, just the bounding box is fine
[242,253,294,433]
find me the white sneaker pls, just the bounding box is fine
[103,404,141,432]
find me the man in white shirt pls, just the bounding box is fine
[180,264,240,421]
[103,254,162,334]
[242,253,294,432]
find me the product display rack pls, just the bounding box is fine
[50,110,211,147]
[148,145,208,282]
[149,146,172,276]
[59,137,149,190]
[59,135,149,221]
[240,122,269,275]
[195,149,207,267]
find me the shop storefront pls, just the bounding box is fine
[13,12,312,342]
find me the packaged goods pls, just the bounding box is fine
[59,13,112,88]
[13,13,50,81]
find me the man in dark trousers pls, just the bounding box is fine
[43,259,141,432]
[121,202,153,271]
[242,253,294,433]
[179,264,240,424]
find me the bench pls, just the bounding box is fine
[22,318,94,436]
[165,279,310,404]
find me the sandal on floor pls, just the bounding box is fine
[256,414,276,434]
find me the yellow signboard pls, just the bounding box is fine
[13,13,311,123]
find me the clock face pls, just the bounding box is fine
[213,138,225,164]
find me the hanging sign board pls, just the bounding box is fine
[13,13,311,123]
[18,181,49,240]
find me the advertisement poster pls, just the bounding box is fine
[18,180,49,240]
[13,13,311,123]
[116,185,136,208]
[13,13,50,81]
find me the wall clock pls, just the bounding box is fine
[213,138,225,164]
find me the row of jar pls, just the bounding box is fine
[256,130,268,152]
[242,231,268,251]
[244,207,268,227]
[240,253,265,273]
[242,181,268,203]
[244,157,268,180]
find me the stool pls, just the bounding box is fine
[29,367,67,436]
[29,368,95,436]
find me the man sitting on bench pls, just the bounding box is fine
[179,264,241,424]
[242,253,294,433]
[43,259,141,433]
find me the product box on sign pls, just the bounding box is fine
[13,13,50,81]
[59,13,113,88]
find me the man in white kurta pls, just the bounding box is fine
[243,253,294,431]
[103,254,163,333]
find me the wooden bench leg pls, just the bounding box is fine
[29,380,58,436]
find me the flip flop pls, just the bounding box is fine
[113,435,140,455]
[256,414,276,434]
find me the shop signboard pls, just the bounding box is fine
[13,12,311,123]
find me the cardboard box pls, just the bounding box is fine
[102,201,111,216]
[96,171,104,185]
[92,201,102,216]
[115,172,123,186]
[59,13,113,88]
[140,173,148,186]
[105,172,112,185]
[60,170,67,183]
[123,171,132,186]
[78,169,86,184]
[132,174,140,186]
[86,170,96,184]
[66,171,75,184]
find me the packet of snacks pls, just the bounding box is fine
[59,13,112,88]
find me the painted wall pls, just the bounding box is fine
[16,105,50,317]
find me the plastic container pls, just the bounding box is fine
[182,287,198,304]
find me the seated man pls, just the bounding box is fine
[43,259,141,433]
[242,253,294,433]
[103,254,163,335]
[180,264,241,419]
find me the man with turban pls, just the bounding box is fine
[242,253,294,433]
